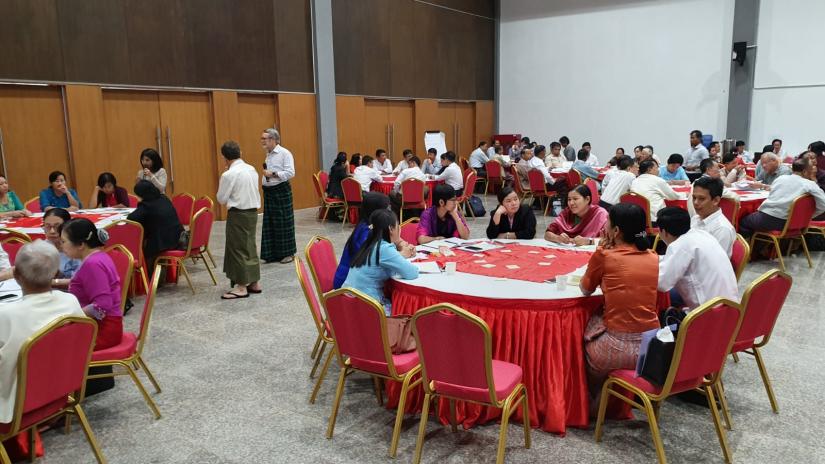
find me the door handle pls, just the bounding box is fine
[166,126,175,190]
[156,126,163,158]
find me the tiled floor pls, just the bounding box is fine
[38,198,825,463]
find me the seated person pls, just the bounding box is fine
[62,218,123,350]
[0,246,9,282]
[709,141,722,163]
[127,180,185,272]
[752,152,791,190]
[392,149,415,174]
[582,142,599,166]
[735,140,753,163]
[486,187,536,239]
[698,157,720,179]
[371,149,393,174]
[40,170,81,212]
[572,149,601,182]
[630,159,679,224]
[638,146,661,165]
[89,172,129,208]
[689,176,736,256]
[327,152,349,199]
[42,208,81,287]
[352,155,382,192]
[0,240,86,424]
[720,151,748,186]
[490,145,511,168]
[544,142,566,169]
[545,184,608,246]
[416,184,470,244]
[348,153,361,174]
[658,154,690,185]
[422,148,441,175]
[0,175,30,218]
[656,207,739,310]
[517,147,566,193]
[740,157,825,235]
[342,209,419,315]
[434,151,464,196]
[469,141,490,178]
[390,156,427,210]
[754,144,774,178]
[599,156,637,208]
[607,147,626,166]
[580,203,660,403]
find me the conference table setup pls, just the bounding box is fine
[549,165,610,182]
[0,208,135,239]
[370,175,442,207]
[384,238,609,434]
[664,184,769,227]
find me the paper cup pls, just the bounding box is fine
[556,275,568,291]
[445,262,457,275]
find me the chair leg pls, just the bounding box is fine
[201,253,218,286]
[448,398,458,432]
[310,345,336,404]
[205,246,217,267]
[413,392,432,464]
[640,393,667,464]
[0,443,11,464]
[495,396,514,464]
[136,356,162,394]
[753,347,779,413]
[389,370,418,457]
[28,427,35,462]
[715,382,733,430]
[706,385,733,463]
[732,352,740,363]
[310,341,327,379]
[178,261,195,294]
[310,333,322,360]
[139,265,149,296]
[518,387,531,449]
[74,404,107,464]
[373,377,384,406]
[321,205,330,222]
[771,236,785,271]
[121,362,162,419]
[800,236,813,268]
[594,380,612,442]
[326,366,349,438]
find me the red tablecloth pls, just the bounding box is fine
[370,177,440,207]
[1,212,120,239]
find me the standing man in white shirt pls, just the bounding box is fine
[260,128,296,264]
[435,151,464,196]
[582,142,599,166]
[684,129,710,172]
[656,207,739,310]
[422,148,441,175]
[736,140,753,163]
[352,155,382,191]
[217,141,262,299]
[690,176,736,256]
[372,149,393,174]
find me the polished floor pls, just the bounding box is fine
[39,198,824,463]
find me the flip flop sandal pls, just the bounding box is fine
[221,291,250,300]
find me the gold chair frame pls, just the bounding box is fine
[748,194,814,271]
[103,219,150,297]
[732,234,751,281]
[313,172,345,223]
[103,244,135,313]
[154,208,218,294]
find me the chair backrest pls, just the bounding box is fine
[735,269,792,351]
[24,197,41,213]
[730,234,750,281]
[619,192,653,228]
[0,228,31,242]
[5,316,97,433]
[0,229,32,265]
[318,170,330,192]
[585,178,600,205]
[459,157,470,173]
[127,194,139,208]
[400,178,426,205]
[527,169,548,194]
[661,298,743,396]
[103,244,134,313]
[341,177,363,202]
[400,218,420,244]
[780,194,815,236]
[568,169,583,186]
[135,265,162,356]
[485,160,504,183]
[193,196,214,215]
[461,171,477,200]
[104,220,145,267]
[188,207,214,252]
[295,258,328,339]
[304,235,337,294]
[412,304,498,404]
[718,197,739,229]
[312,172,325,200]
[509,165,529,197]
[323,289,398,377]
[171,193,195,227]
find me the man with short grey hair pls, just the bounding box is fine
[0,240,86,423]
[260,127,297,264]
[753,152,791,189]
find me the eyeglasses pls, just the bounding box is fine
[42,223,61,231]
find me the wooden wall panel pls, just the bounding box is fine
[388,1,417,98]
[237,93,279,212]
[388,101,415,159]
[475,100,495,145]
[332,0,391,97]
[335,96,366,156]
[123,0,191,87]
[63,85,111,205]
[436,102,457,152]
[277,94,319,209]
[0,86,70,202]
[455,102,475,157]
[364,100,390,160]
[414,99,439,154]
[274,0,315,92]
[57,0,131,84]
[0,0,65,81]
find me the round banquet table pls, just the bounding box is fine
[549,167,608,183]
[370,176,441,207]
[384,240,605,434]
[664,186,769,228]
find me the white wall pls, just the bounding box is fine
[498,0,735,159]
[748,0,825,154]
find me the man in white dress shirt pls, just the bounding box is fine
[372,149,393,174]
[517,148,567,195]
[218,140,262,298]
[422,148,441,175]
[631,159,680,223]
[582,142,599,166]
[353,155,383,191]
[435,151,464,196]
[736,140,753,163]
[656,207,739,310]
[392,149,414,174]
[487,140,501,159]
[0,240,87,424]
[690,176,736,256]
[600,156,637,208]
[469,141,490,176]
[684,129,710,172]
[260,128,296,264]
[390,156,427,210]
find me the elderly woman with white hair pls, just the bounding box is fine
[0,240,85,423]
[259,127,297,264]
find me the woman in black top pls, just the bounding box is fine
[127,180,184,273]
[486,186,537,239]
[327,152,348,199]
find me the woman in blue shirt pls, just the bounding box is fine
[658,154,690,185]
[39,171,82,211]
[341,209,419,315]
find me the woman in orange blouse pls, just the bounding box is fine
[580,202,660,406]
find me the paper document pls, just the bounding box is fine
[413,262,442,274]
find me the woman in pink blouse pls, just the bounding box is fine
[61,218,123,350]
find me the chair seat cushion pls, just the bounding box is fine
[91,332,138,362]
[325,197,344,204]
[434,360,523,404]
[0,398,69,434]
[760,229,802,237]
[159,249,186,258]
[610,368,702,396]
[647,227,660,235]
[809,220,825,228]
[349,350,420,377]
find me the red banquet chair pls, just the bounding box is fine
[457,171,478,218]
[103,244,134,313]
[322,289,423,458]
[295,257,336,404]
[459,157,470,174]
[89,265,163,419]
[619,192,660,246]
[104,219,149,295]
[484,160,505,195]
[191,196,217,266]
[400,178,426,222]
[0,316,105,464]
[806,217,825,240]
[303,235,337,295]
[594,297,744,464]
[171,193,195,228]
[127,194,139,208]
[527,169,555,216]
[312,172,344,223]
[155,208,217,294]
[400,217,420,245]
[730,234,750,282]
[749,194,815,271]
[508,165,532,203]
[411,304,531,464]
[0,229,31,266]
[23,197,40,213]
[719,197,740,230]
[567,168,583,187]
[340,177,363,226]
[585,178,600,205]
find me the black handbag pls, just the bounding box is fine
[640,310,684,386]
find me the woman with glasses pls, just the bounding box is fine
[42,208,81,287]
[415,184,470,244]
